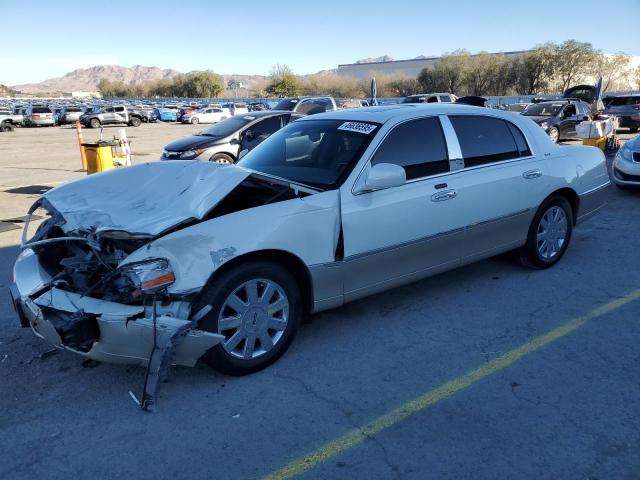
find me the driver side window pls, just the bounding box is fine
[371,117,449,180]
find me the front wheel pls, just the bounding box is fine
[129,117,141,127]
[210,153,234,164]
[195,261,302,375]
[518,196,573,269]
[548,127,559,143]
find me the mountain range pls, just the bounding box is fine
[10,56,407,94]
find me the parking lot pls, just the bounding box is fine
[1,124,639,479]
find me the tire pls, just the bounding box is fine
[191,117,199,125]
[548,127,560,143]
[0,122,13,132]
[518,196,573,269]
[210,153,234,164]
[194,261,302,375]
[89,118,101,129]
[129,116,141,127]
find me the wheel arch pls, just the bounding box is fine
[543,187,579,225]
[198,249,314,315]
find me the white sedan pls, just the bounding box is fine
[182,107,228,125]
[11,104,609,406]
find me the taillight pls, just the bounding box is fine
[32,114,40,118]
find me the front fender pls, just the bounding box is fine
[120,189,341,295]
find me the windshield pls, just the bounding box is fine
[237,119,379,190]
[273,99,298,111]
[199,116,254,137]
[522,103,563,116]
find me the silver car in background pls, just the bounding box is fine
[24,105,55,127]
[611,135,640,189]
[605,94,640,132]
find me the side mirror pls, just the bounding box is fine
[359,163,406,192]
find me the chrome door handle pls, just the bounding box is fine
[431,190,457,202]
[522,169,542,179]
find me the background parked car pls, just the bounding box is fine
[156,108,178,122]
[162,111,303,163]
[402,93,458,103]
[24,105,55,127]
[272,96,338,115]
[521,99,591,142]
[80,105,146,128]
[604,94,640,132]
[60,106,84,124]
[611,135,640,189]
[182,106,228,124]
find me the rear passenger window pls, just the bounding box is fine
[506,122,532,157]
[450,116,520,167]
[372,117,449,180]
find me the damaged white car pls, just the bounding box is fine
[11,104,609,406]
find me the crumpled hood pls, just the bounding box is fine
[42,161,251,237]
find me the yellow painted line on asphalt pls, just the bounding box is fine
[264,288,640,480]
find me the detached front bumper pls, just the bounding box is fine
[11,249,223,367]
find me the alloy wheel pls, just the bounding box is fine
[218,278,289,359]
[536,206,568,260]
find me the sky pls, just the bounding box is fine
[2,0,639,85]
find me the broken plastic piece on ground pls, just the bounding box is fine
[39,348,59,359]
[140,304,213,412]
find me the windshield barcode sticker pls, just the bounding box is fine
[337,122,377,134]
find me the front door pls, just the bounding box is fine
[340,116,466,300]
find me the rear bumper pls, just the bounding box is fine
[12,249,223,367]
[577,182,611,223]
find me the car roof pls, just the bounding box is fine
[296,104,510,124]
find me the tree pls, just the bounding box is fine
[435,50,469,94]
[591,52,632,91]
[464,53,497,96]
[551,40,597,92]
[265,64,302,97]
[512,45,555,94]
[177,71,224,98]
[386,76,422,96]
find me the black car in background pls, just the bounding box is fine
[161,110,304,163]
[521,99,591,143]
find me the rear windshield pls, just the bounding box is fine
[273,99,298,111]
[32,107,51,113]
[609,96,640,106]
[65,107,82,112]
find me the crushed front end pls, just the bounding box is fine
[11,199,223,410]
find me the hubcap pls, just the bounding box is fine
[218,279,289,359]
[536,206,568,260]
[549,128,559,142]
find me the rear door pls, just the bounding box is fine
[445,114,549,262]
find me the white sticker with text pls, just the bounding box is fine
[337,121,377,134]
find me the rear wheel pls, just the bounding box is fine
[210,153,234,164]
[195,261,301,375]
[89,118,101,129]
[129,116,141,127]
[518,196,573,269]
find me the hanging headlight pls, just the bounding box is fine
[124,259,175,295]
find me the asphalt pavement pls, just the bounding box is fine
[0,124,639,480]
